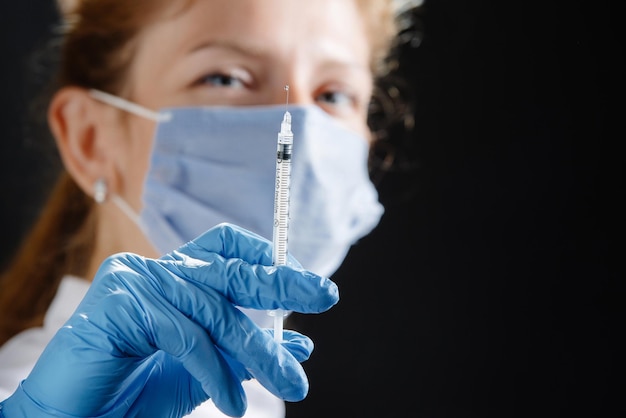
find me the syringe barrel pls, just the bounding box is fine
[272,136,292,267]
[271,108,293,342]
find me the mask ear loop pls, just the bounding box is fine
[89,89,172,122]
[88,89,164,230]
[106,194,141,226]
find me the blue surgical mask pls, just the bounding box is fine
[90,90,384,279]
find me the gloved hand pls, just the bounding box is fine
[0,222,339,418]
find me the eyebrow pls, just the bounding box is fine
[189,39,267,58]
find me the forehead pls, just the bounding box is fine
[136,0,370,69]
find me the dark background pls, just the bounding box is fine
[0,1,621,417]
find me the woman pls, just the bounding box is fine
[0,0,410,416]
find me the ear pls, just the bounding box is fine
[48,87,113,198]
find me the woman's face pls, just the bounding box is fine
[114,0,373,209]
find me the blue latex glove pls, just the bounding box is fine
[0,223,339,418]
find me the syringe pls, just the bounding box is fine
[269,85,293,342]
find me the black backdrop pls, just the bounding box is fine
[0,1,621,417]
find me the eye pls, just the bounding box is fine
[314,86,368,118]
[197,70,250,89]
[316,90,355,107]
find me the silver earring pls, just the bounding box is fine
[93,178,107,204]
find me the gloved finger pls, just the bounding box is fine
[160,223,339,313]
[163,222,339,312]
[270,329,314,362]
[159,249,338,313]
[218,329,313,381]
[166,253,338,312]
[164,222,302,266]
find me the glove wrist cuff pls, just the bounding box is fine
[0,382,66,417]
